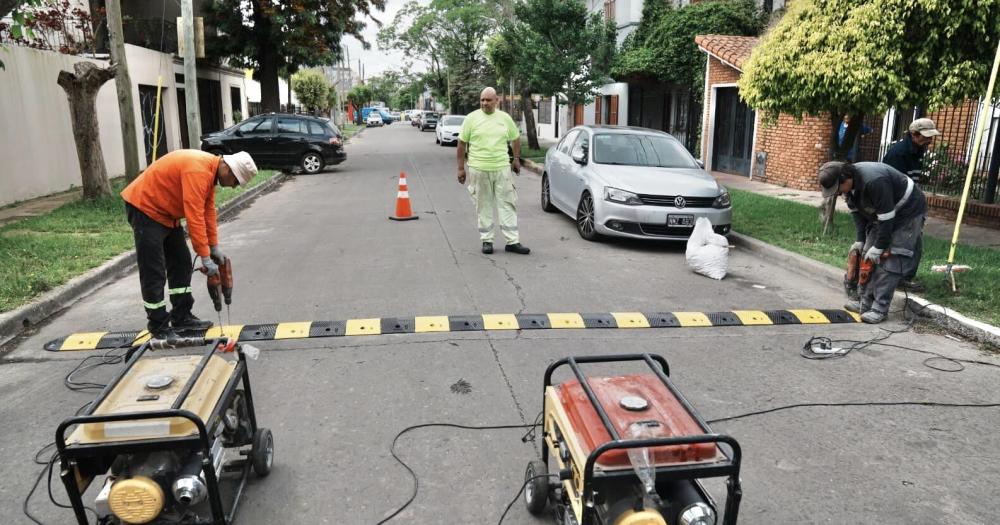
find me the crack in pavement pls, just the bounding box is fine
[483,334,529,426]
[485,257,528,314]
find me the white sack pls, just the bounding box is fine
[685,217,729,280]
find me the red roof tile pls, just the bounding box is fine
[695,34,760,71]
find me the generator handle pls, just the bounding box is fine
[543,353,669,388]
[55,408,212,455]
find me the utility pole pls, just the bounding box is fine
[181,0,202,147]
[105,0,140,180]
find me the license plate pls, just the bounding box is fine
[668,214,694,227]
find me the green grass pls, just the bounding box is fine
[0,171,277,313]
[730,189,1000,327]
[341,123,362,140]
[520,137,549,161]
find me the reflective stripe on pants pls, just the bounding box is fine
[467,166,519,244]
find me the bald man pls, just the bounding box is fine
[457,87,530,255]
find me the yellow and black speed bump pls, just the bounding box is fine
[43,308,862,352]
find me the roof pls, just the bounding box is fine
[694,35,759,71]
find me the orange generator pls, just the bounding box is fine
[523,354,742,525]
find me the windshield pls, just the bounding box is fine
[442,116,465,126]
[592,133,699,168]
[426,113,439,119]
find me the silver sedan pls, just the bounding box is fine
[541,126,732,241]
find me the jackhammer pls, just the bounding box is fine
[844,247,888,301]
[200,255,233,327]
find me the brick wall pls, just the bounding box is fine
[756,113,833,190]
[926,194,1000,230]
[702,57,742,162]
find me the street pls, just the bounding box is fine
[3,123,999,524]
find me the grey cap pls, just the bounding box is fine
[909,118,940,137]
[818,161,845,198]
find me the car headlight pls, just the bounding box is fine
[604,187,643,205]
[713,190,731,209]
[679,502,716,525]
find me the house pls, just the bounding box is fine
[696,34,1000,229]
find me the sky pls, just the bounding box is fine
[340,0,431,79]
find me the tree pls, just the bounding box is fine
[291,69,331,114]
[346,84,374,122]
[494,0,616,150]
[614,0,765,91]
[204,0,386,113]
[739,0,1000,231]
[58,61,116,199]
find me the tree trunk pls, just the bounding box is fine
[521,86,540,151]
[821,112,865,235]
[58,61,116,200]
[259,46,280,113]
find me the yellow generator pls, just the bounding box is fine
[56,337,273,525]
[524,354,742,525]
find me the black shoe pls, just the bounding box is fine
[482,242,493,254]
[505,243,530,255]
[150,326,179,340]
[172,313,213,332]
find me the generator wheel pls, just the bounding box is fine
[524,460,549,515]
[251,428,274,477]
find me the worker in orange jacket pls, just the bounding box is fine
[121,149,257,339]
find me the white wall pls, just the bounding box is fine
[582,82,630,126]
[0,46,124,205]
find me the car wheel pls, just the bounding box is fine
[435,135,440,144]
[541,173,556,213]
[300,152,323,174]
[576,192,602,241]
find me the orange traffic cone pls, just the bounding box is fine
[389,171,419,221]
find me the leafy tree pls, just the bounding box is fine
[291,69,331,114]
[494,0,616,149]
[614,0,765,91]
[739,0,1000,232]
[204,0,385,113]
[346,84,374,122]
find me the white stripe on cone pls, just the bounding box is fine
[398,191,409,198]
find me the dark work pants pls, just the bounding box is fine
[126,203,194,331]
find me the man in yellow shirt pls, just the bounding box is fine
[457,87,530,255]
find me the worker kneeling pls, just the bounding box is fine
[818,161,926,324]
[122,150,257,339]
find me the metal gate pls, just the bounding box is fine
[712,87,754,176]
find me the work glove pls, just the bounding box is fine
[863,246,884,264]
[210,245,227,264]
[850,241,864,253]
[201,256,220,277]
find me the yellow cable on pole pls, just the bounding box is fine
[152,75,164,162]
[947,39,1000,268]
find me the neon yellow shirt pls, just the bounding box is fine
[459,109,519,171]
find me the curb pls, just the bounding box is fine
[0,173,287,347]
[730,232,1000,346]
[522,158,543,175]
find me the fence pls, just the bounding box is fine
[854,100,1000,204]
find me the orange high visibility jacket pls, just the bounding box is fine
[121,150,219,257]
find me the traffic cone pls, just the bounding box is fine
[389,171,419,221]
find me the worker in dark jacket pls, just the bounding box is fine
[121,150,258,339]
[818,161,926,324]
[882,118,939,183]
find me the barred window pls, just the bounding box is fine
[538,97,552,125]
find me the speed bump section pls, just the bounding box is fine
[274,322,312,340]
[415,316,450,333]
[59,332,106,351]
[611,312,650,328]
[673,312,712,327]
[346,318,382,336]
[732,310,772,326]
[546,313,585,329]
[789,309,830,324]
[482,314,519,330]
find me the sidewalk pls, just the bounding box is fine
[712,171,1000,249]
[0,189,81,227]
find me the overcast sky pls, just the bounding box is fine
[340,0,431,79]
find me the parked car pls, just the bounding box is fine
[435,115,465,146]
[420,112,439,131]
[200,113,345,175]
[366,112,384,127]
[541,125,731,241]
[377,108,393,125]
[411,111,423,127]
[390,111,401,121]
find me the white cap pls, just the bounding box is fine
[222,151,258,185]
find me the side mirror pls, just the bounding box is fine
[234,129,244,137]
[571,146,587,165]
[695,158,705,169]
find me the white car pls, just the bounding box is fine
[542,126,732,241]
[366,113,383,127]
[435,115,465,146]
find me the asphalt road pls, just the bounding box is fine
[3,122,999,524]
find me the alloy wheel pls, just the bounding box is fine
[577,193,596,239]
[301,153,322,174]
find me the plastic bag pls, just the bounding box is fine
[685,217,729,280]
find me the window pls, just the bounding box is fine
[593,133,699,168]
[604,0,616,21]
[277,118,303,133]
[239,118,272,135]
[308,121,327,136]
[558,130,579,154]
[538,97,552,125]
[442,116,466,126]
[572,131,589,156]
